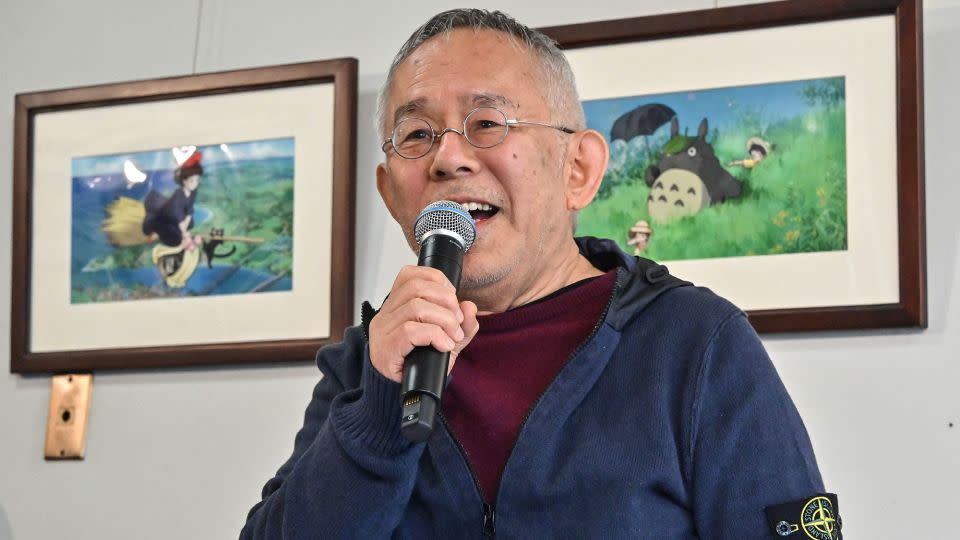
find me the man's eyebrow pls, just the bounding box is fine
[472,93,512,109]
[393,98,428,127]
[391,94,515,127]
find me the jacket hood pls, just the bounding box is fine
[575,236,692,331]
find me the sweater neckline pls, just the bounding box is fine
[476,270,617,332]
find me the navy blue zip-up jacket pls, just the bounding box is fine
[241,238,824,539]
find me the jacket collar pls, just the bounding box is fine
[575,236,692,331]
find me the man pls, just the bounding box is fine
[241,9,838,539]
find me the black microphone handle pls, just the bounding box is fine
[400,231,465,442]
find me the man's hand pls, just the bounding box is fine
[369,266,479,383]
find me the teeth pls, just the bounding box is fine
[462,202,494,212]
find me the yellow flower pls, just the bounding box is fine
[785,230,800,242]
[771,244,783,254]
[773,210,789,227]
[817,186,828,206]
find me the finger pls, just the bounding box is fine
[372,321,458,381]
[454,301,480,353]
[447,356,457,376]
[381,276,463,321]
[447,302,479,375]
[389,265,457,295]
[384,286,464,324]
[393,297,465,341]
[395,321,458,355]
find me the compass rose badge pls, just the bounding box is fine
[765,493,842,539]
[800,496,840,539]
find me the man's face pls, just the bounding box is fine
[377,29,575,297]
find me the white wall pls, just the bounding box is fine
[0,0,957,538]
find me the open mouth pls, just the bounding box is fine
[462,201,500,223]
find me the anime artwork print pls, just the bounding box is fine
[71,138,295,303]
[577,77,848,262]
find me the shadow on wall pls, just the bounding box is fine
[0,504,11,540]
[924,0,960,331]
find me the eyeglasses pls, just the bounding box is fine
[382,106,575,160]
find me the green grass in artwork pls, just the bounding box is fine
[578,106,847,261]
[200,163,295,275]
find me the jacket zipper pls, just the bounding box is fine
[481,502,496,538]
[437,413,496,537]
[443,269,623,538]
[490,269,622,501]
[363,299,495,535]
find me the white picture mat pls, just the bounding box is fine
[567,16,899,311]
[30,84,335,352]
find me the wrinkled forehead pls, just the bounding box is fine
[384,28,547,126]
[391,93,516,126]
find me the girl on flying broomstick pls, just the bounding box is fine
[100,150,206,287]
[101,148,264,289]
[141,150,204,252]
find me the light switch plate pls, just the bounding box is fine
[44,374,92,460]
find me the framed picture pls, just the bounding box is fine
[11,59,357,373]
[541,0,925,333]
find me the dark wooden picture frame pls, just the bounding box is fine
[11,58,357,373]
[541,0,925,333]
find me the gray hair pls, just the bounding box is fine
[375,9,586,138]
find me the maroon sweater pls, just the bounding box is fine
[442,270,617,502]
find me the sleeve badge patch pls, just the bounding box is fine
[765,493,842,539]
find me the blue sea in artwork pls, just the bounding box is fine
[70,266,292,299]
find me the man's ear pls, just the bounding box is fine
[564,129,609,211]
[376,161,401,223]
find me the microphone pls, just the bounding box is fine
[400,201,477,442]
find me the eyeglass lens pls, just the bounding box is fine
[391,107,509,159]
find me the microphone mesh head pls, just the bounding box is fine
[414,200,477,251]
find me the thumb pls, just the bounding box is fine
[450,300,480,363]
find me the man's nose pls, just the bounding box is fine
[429,128,479,180]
